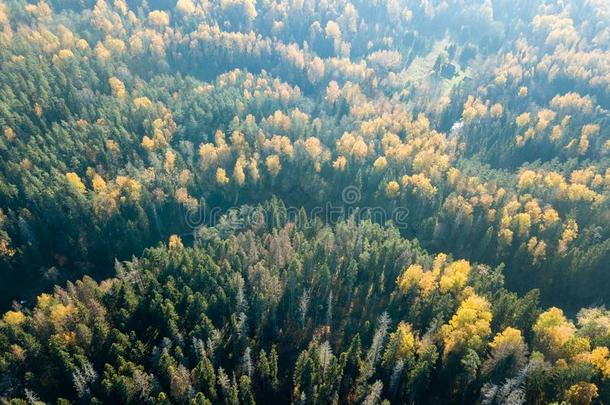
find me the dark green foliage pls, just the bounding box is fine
[0,0,609,403]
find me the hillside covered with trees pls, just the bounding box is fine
[0,0,609,403]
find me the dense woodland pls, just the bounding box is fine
[0,0,609,403]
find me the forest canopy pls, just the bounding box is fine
[0,0,609,403]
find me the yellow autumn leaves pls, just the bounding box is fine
[397,256,470,297]
[396,257,492,358]
[65,171,143,216]
[396,259,610,377]
[442,295,492,358]
[2,310,26,326]
[2,292,78,340]
[66,172,86,194]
